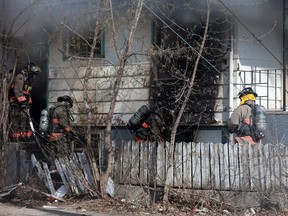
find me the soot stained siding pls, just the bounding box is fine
[149,14,229,126]
[149,74,221,126]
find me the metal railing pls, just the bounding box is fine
[235,69,282,110]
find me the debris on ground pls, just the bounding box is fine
[1,183,288,215]
[0,183,22,199]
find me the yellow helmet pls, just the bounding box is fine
[238,87,258,98]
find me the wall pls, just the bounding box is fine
[48,13,153,126]
[235,1,283,69]
[232,0,284,110]
[265,112,288,144]
[47,1,284,143]
[48,63,151,126]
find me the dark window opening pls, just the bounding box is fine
[150,17,230,126]
[64,24,105,58]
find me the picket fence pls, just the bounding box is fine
[113,141,288,192]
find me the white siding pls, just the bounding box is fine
[232,0,283,110]
[48,63,151,126]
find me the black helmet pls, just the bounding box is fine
[57,95,73,108]
[23,62,41,74]
[238,87,258,98]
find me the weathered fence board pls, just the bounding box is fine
[174,142,182,187]
[249,146,259,190]
[113,142,121,183]
[58,157,79,194]
[273,146,281,189]
[164,143,173,186]
[77,152,93,184]
[238,144,248,190]
[257,146,264,189]
[43,162,56,195]
[139,142,149,185]
[192,143,201,188]
[30,141,288,197]
[263,144,271,190]
[222,143,230,190]
[122,140,132,184]
[156,143,166,186]
[282,146,288,187]
[149,143,157,185]
[182,142,192,188]
[54,158,69,192]
[70,154,85,193]
[130,142,139,184]
[201,143,210,189]
[228,143,237,190]
[210,143,220,189]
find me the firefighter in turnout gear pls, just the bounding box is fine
[127,105,174,142]
[8,62,41,141]
[48,95,74,157]
[228,87,264,145]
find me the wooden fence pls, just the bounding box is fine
[113,141,288,192]
[28,141,288,198]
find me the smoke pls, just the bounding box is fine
[0,0,100,122]
[1,0,275,122]
[0,0,126,123]
[145,0,272,25]
[214,0,276,26]
[1,0,274,62]
[220,0,269,7]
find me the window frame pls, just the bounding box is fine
[63,27,105,60]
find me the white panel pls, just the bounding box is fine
[49,63,150,79]
[194,129,223,143]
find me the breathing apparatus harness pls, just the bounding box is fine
[235,87,266,142]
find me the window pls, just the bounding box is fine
[237,69,282,110]
[64,24,105,58]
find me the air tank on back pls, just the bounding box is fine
[39,109,49,134]
[254,104,266,134]
[126,105,151,132]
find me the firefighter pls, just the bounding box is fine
[8,62,41,142]
[134,111,164,142]
[48,95,74,157]
[228,87,259,145]
[127,105,174,142]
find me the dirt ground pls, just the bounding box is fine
[1,185,288,216]
[0,185,186,216]
[0,190,184,216]
[0,200,158,216]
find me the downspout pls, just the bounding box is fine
[229,28,234,118]
[229,26,234,143]
[283,0,287,111]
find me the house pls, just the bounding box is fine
[2,0,285,144]
[3,0,288,197]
